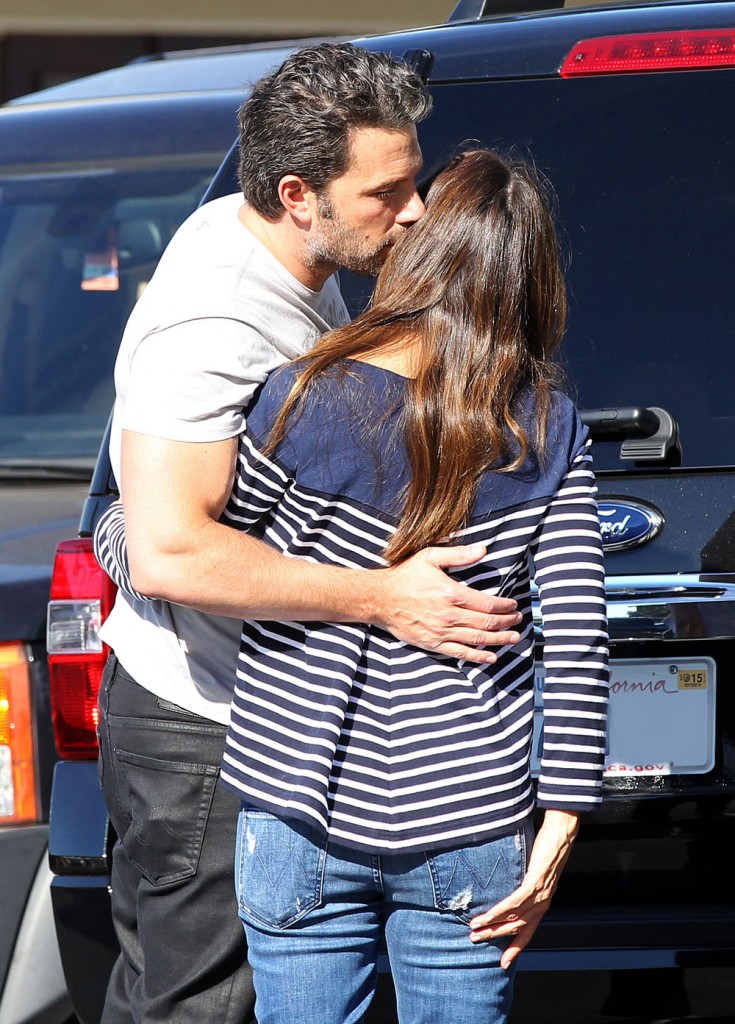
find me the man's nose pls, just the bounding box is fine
[396,189,426,226]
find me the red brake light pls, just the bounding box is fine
[561,29,735,77]
[47,538,117,759]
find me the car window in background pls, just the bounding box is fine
[0,98,236,473]
[414,70,735,471]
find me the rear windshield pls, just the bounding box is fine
[417,69,735,471]
[0,108,230,471]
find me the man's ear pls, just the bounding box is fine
[278,175,317,226]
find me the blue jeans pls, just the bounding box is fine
[235,807,532,1024]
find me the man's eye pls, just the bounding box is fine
[374,190,395,199]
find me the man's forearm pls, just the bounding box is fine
[128,515,521,664]
[130,514,382,623]
[97,498,370,620]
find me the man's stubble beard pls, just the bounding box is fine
[305,195,393,279]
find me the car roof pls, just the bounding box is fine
[6,0,734,112]
[7,42,303,107]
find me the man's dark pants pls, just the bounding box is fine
[97,655,256,1024]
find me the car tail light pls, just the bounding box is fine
[561,29,735,76]
[47,538,117,759]
[0,643,39,823]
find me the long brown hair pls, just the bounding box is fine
[267,149,567,563]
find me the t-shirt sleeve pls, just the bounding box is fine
[121,317,292,443]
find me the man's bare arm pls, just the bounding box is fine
[121,431,522,664]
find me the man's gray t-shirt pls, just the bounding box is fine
[99,193,349,722]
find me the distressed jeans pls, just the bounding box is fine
[235,807,533,1024]
[97,655,256,1024]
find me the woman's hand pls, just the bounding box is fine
[469,810,580,969]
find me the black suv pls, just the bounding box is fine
[46,3,735,1021]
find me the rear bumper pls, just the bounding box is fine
[521,903,735,970]
[49,760,110,875]
[51,877,118,1024]
[49,761,117,1024]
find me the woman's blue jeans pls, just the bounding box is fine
[235,807,533,1024]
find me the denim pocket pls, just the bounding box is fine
[114,747,219,886]
[235,809,327,930]
[426,823,531,925]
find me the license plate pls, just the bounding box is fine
[532,657,716,778]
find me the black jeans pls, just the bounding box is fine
[97,654,256,1024]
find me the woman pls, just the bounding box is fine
[220,149,609,1024]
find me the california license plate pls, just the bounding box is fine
[532,657,716,778]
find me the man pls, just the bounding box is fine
[95,42,522,1024]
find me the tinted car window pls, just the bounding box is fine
[0,111,230,470]
[416,69,735,471]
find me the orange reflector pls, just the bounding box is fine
[0,643,39,823]
[561,29,735,76]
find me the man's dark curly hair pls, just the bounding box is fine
[238,42,432,220]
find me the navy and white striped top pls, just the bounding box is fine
[220,359,609,853]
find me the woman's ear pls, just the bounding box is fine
[278,175,317,227]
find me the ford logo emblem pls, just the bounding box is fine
[597,497,664,552]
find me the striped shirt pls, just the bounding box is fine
[220,359,609,853]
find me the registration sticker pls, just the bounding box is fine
[678,668,708,690]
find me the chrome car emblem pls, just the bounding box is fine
[597,497,664,552]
